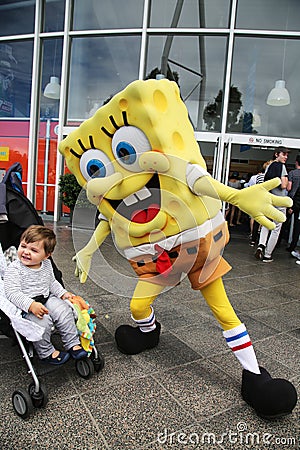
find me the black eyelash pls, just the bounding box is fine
[89,135,95,148]
[77,139,88,152]
[101,111,129,138]
[122,111,129,126]
[70,149,81,158]
[109,115,120,130]
[101,126,114,138]
[71,135,95,158]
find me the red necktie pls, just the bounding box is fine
[154,244,173,277]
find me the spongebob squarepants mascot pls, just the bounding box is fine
[59,79,297,419]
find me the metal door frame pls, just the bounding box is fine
[195,131,300,186]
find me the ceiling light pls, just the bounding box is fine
[266,38,290,107]
[44,76,61,99]
[266,80,290,106]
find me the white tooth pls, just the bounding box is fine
[136,187,151,200]
[123,194,138,206]
[123,187,151,206]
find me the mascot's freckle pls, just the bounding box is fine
[59,79,297,419]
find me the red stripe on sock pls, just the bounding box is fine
[231,341,252,352]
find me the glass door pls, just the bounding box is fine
[198,132,300,222]
[223,134,300,180]
[198,132,300,185]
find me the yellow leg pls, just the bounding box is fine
[130,280,164,320]
[200,278,241,330]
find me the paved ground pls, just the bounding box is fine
[0,219,299,449]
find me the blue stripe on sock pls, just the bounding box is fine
[225,330,248,342]
[138,312,154,326]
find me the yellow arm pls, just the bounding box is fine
[72,219,111,283]
[193,175,293,230]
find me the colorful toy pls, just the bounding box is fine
[67,295,96,353]
[59,79,297,419]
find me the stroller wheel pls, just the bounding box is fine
[75,357,95,379]
[12,388,34,419]
[91,346,105,372]
[28,382,49,408]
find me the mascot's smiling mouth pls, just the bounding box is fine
[107,173,160,223]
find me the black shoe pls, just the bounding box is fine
[241,367,297,419]
[68,347,88,360]
[115,321,161,355]
[261,256,273,263]
[41,351,70,365]
[255,245,265,260]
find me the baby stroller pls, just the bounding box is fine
[0,163,104,419]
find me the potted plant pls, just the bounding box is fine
[58,173,82,222]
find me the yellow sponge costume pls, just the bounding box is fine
[59,79,296,419]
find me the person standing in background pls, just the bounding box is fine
[247,161,272,247]
[286,154,300,259]
[226,172,242,227]
[255,147,289,262]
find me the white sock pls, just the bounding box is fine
[132,306,156,333]
[223,323,260,374]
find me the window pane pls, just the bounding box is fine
[147,35,227,131]
[230,37,300,138]
[0,41,33,118]
[150,0,230,28]
[44,0,65,32]
[73,0,144,30]
[38,35,63,214]
[0,0,35,36]
[198,141,216,174]
[40,38,63,119]
[67,36,141,122]
[236,0,300,31]
[36,119,59,214]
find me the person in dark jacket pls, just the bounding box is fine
[255,147,289,262]
[286,154,300,259]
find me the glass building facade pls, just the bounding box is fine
[0,0,300,220]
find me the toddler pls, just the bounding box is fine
[4,225,88,365]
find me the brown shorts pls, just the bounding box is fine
[128,221,231,290]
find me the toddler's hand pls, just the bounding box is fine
[29,301,49,319]
[61,291,75,300]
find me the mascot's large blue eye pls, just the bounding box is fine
[112,126,151,172]
[115,142,137,165]
[80,149,114,181]
[86,159,107,178]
